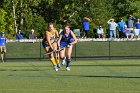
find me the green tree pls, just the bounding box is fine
[0,0,140,38]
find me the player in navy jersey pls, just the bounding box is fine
[57,23,77,71]
[0,32,6,62]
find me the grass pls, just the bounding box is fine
[0,60,140,93]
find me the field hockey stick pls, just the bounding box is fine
[44,47,64,55]
[56,47,65,58]
[57,47,64,51]
[45,50,54,55]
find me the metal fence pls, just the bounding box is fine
[4,39,140,61]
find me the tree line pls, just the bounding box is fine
[0,0,140,38]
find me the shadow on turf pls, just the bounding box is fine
[73,64,140,67]
[7,73,140,79]
[0,68,50,71]
[0,66,51,67]
[60,75,140,79]
[5,72,140,79]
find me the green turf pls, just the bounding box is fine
[0,60,140,93]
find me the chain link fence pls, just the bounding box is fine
[4,39,140,61]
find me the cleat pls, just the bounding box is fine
[66,67,70,71]
[55,68,58,71]
[54,65,58,71]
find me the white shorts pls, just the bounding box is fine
[97,30,104,34]
[126,28,133,31]
[133,29,140,35]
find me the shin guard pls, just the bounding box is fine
[66,58,71,67]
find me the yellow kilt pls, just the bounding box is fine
[0,46,6,53]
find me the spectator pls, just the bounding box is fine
[82,17,90,38]
[107,19,118,39]
[117,18,127,38]
[134,18,140,38]
[16,30,24,40]
[0,32,6,62]
[123,28,134,39]
[126,15,136,33]
[29,29,36,39]
[97,25,104,39]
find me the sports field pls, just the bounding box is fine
[0,60,140,93]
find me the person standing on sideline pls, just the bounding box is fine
[29,29,36,39]
[117,18,127,38]
[29,29,37,43]
[107,18,118,39]
[0,32,6,62]
[134,18,140,38]
[16,29,24,40]
[82,17,90,38]
[42,23,60,71]
[57,23,77,71]
[97,25,104,39]
[126,15,136,33]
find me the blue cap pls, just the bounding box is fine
[1,32,4,34]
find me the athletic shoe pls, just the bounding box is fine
[66,67,70,71]
[53,65,58,71]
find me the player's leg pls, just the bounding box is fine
[65,45,73,71]
[43,43,58,71]
[52,43,61,68]
[2,46,6,63]
[59,48,66,65]
[59,42,66,65]
[49,53,58,71]
[0,46,4,63]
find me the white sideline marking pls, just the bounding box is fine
[0,89,139,93]
[0,89,92,92]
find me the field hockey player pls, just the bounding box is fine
[42,23,60,71]
[57,23,77,71]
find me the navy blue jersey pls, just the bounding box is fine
[0,36,6,46]
[60,30,74,47]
